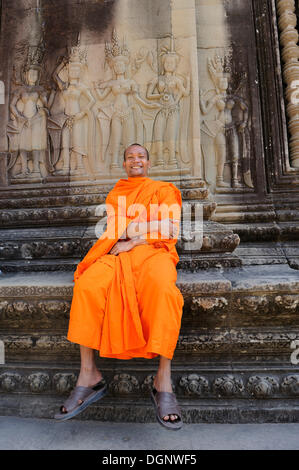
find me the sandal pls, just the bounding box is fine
[54,378,107,422]
[150,387,183,430]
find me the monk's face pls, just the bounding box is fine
[123,145,151,177]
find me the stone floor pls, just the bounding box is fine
[0,416,299,450]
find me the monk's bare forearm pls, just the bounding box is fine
[126,220,159,239]
[127,219,179,240]
[130,236,148,248]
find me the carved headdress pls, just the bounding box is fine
[208,54,230,90]
[160,34,177,56]
[159,34,180,70]
[105,29,130,65]
[19,40,45,85]
[25,41,45,72]
[68,35,87,66]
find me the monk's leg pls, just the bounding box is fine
[153,356,178,422]
[66,256,115,390]
[61,345,103,413]
[134,250,184,360]
[77,345,103,387]
[132,248,184,422]
[67,255,115,350]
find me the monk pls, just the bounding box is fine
[54,143,184,430]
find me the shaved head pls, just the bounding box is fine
[124,143,149,161]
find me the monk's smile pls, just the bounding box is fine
[123,144,151,177]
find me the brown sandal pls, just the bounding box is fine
[150,387,183,430]
[54,378,107,422]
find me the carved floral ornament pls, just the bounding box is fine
[5,30,193,183]
[1,371,299,398]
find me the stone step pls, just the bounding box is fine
[0,177,207,202]
[0,178,216,230]
[0,200,216,228]
[0,267,298,325]
[0,186,211,209]
[1,362,299,399]
[2,394,299,423]
[0,221,241,272]
[0,253,242,272]
[2,327,299,363]
[1,363,299,422]
[235,241,299,270]
[0,266,298,327]
[219,222,299,244]
[1,265,299,423]
[0,266,298,364]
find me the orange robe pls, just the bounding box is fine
[67,176,184,360]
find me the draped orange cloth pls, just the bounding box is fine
[67,176,184,360]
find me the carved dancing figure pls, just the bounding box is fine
[94,30,158,169]
[48,42,96,177]
[146,35,190,168]
[200,55,253,189]
[7,43,48,178]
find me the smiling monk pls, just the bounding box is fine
[54,143,184,430]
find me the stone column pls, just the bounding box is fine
[277,0,299,168]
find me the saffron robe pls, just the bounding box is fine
[67,176,184,360]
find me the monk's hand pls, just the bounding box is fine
[109,240,134,256]
[159,218,180,239]
[109,236,147,255]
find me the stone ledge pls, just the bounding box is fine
[1,363,299,400]
[0,220,240,268]
[1,266,299,332]
[1,327,299,362]
[1,265,297,293]
[1,394,299,423]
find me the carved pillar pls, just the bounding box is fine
[277,0,299,168]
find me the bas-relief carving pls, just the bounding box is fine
[281,375,299,396]
[48,42,97,178]
[4,30,195,184]
[6,43,49,180]
[1,370,299,399]
[95,31,193,173]
[146,35,191,169]
[0,373,23,392]
[247,376,279,398]
[27,372,50,392]
[53,373,77,394]
[199,54,254,192]
[94,30,159,170]
[109,373,139,395]
[179,374,209,396]
[213,375,244,397]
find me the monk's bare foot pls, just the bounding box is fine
[153,373,178,422]
[76,366,103,388]
[61,367,103,413]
